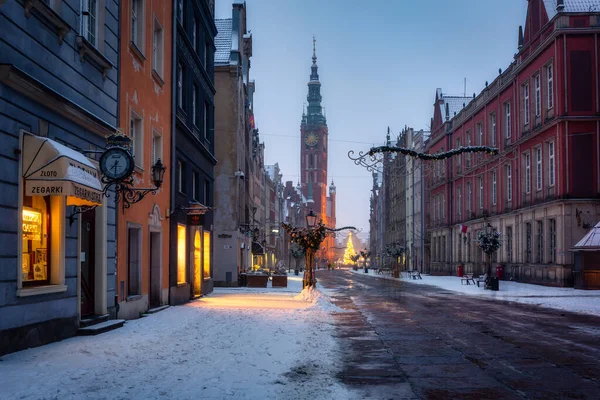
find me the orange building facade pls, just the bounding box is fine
[117,0,172,318]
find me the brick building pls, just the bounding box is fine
[425,0,600,286]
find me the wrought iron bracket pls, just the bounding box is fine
[100,176,159,213]
[68,205,99,226]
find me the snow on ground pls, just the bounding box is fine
[0,274,352,400]
[350,268,600,316]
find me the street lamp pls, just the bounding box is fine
[151,158,166,188]
[306,209,317,228]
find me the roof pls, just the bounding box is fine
[543,0,600,20]
[214,18,233,65]
[439,94,473,121]
[572,221,600,251]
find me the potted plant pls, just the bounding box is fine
[271,263,288,288]
[246,265,269,288]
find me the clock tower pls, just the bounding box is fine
[301,36,329,221]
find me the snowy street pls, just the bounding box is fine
[0,275,352,400]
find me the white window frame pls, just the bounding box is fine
[524,82,530,125]
[490,112,496,147]
[467,181,472,213]
[81,0,98,46]
[525,152,531,194]
[548,141,555,187]
[477,122,483,146]
[130,109,143,169]
[535,74,541,117]
[457,186,462,217]
[152,129,162,165]
[491,170,497,205]
[479,177,484,209]
[466,131,471,167]
[536,147,542,191]
[153,18,164,77]
[547,64,554,110]
[506,164,512,201]
[505,102,511,139]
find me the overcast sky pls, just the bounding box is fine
[215,0,527,236]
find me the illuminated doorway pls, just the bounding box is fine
[193,230,202,297]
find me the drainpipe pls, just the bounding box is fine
[114,0,122,320]
[169,0,178,304]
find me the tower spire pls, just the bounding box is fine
[312,34,317,65]
[305,36,324,125]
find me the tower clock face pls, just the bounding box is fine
[305,133,318,147]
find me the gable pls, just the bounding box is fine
[524,0,550,46]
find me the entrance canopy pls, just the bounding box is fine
[22,133,103,206]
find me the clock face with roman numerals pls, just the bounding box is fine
[304,133,318,147]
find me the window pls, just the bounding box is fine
[506,164,512,201]
[177,0,183,23]
[523,82,530,125]
[547,64,554,109]
[152,130,163,165]
[536,220,543,263]
[490,113,496,147]
[549,219,556,263]
[466,181,472,213]
[535,74,541,117]
[82,0,98,46]
[177,224,186,284]
[204,180,210,206]
[192,17,198,53]
[536,147,542,191]
[505,102,511,139]
[22,197,51,285]
[204,102,209,139]
[131,0,144,49]
[548,141,555,186]
[177,63,184,109]
[177,160,186,193]
[506,226,513,263]
[204,41,209,67]
[477,123,483,146]
[153,20,164,77]
[127,225,141,296]
[192,85,198,127]
[455,138,461,171]
[525,152,531,194]
[526,222,532,263]
[457,186,462,217]
[203,231,211,279]
[479,177,484,209]
[192,172,200,200]
[466,131,471,167]
[442,192,445,219]
[130,110,143,168]
[491,170,497,205]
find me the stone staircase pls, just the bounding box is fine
[78,314,125,336]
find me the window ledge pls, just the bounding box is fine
[75,36,113,79]
[23,0,70,44]
[152,69,164,87]
[17,284,67,297]
[129,41,146,63]
[126,294,143,302]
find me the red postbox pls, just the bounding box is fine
[457,265,464,277]
[496,265,505,280]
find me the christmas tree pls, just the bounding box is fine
[343,232,357,265]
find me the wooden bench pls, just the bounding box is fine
[409,270,422,280]
[476,274,488,288]
[460,273,475,285]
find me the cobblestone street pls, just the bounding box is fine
[319,270,600,400]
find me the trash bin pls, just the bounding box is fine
[457,265,464,277]
[294,269,299,276]
[488,277,499,291]
[364,267,369,273]
[496,265,505,280]
[239,273,247,287]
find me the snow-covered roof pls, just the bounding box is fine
[572,221,600,251]
[543,0,600,20]
[215,19,233,66]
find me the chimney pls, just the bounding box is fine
[445,103,450,121]
[556,0,565,12]
[518,25,524,50]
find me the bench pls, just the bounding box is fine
[409,270,422,280]
[476,274,488,288]
[460,274,475,285]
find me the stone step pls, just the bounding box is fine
[78,319,125,336]
[79,313,109,328]
[141,305,170,317]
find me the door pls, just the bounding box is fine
[80,210,96,317]
[149,232,161,308]
[193,230,202,297]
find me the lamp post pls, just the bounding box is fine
[304,210,317,288]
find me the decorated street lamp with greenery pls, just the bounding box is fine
[282,210,356,289]
[476,223,502,277]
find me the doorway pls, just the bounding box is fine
[149,231,161,308]
[80,210,96,317]
[193,230,202,297]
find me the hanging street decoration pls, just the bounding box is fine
[281,221,357,251]
[476,229,502,255]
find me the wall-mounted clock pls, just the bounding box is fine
[305,133,318,147]
[99,147,135,181]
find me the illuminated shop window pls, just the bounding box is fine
[22,196,50,285]
[203,231,211,280]
[177,224,187,284]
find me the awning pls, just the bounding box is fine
[22,133,103,206]
[252,241,265,255]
